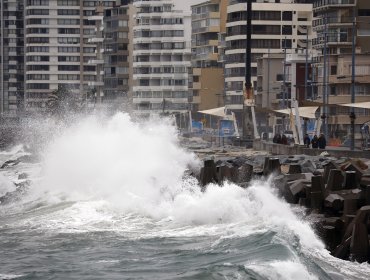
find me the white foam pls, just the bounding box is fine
[246,260,318,280]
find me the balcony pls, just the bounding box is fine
[313,0,355,11]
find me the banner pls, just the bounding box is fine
[191,121,203,135]
[219,120,236,137]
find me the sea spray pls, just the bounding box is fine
[1,113,370,279]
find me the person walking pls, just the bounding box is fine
[318,133,326,149]
[304,134,310,148]
[311,135,319,148]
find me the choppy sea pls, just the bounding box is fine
[0,113,369,280]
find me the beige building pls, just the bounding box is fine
[225,0,313,125]
[190,0,228,112]
[312,0,370,138]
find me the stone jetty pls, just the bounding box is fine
[197,153,370,263]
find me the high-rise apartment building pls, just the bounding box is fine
[225,0,313,121]
[24,0,115,112]
[190,0,228,112]
[0,0,25,117]
[312,0,370,139]
[132,0,191,115]
[103,0,134,111]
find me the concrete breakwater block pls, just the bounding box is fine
[263,157,281,176]
[324,194,344,212]
[326,169,344,193]
[288,164,302,174]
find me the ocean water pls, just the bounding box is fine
[0,113,369,280]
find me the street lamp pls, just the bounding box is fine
[350,7,356,151]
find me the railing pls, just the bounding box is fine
[313,0,355,8]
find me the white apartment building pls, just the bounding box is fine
[132,0,191,115]
[24,0,115,112]
[225,0,313,115]
[0,0,25,117]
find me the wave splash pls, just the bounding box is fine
[2,113,370,279]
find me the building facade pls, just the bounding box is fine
[24,0,116,113]
[103,1,133,111]
[0,0,25,117]
[132,0,191,115]
[190,0,228,112]
[312,0,370,139]
[225,0,313,122]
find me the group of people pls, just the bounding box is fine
[272,134,291,145]
[304,133,326,149]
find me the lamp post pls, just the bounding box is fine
[350,7,356,151]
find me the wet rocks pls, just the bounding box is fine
[197,153,370,263]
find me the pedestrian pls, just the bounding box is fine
[318,133,326,149]
[281,134,288,145]
[311,135,319,148]
[304,134,310,148]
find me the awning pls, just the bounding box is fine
[198,107,234,120]
[338,102,370,109]
[274,106,319,119]
[198,107,227,117]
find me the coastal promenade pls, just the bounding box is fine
[253,140,370,159]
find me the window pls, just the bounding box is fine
[27,0,49,5]
[282,11,292,21]
[58,65,80,71]
[27,83,50,90]
[58,19,80,25]
[27,74,49,80]
[27,28,49,34]
[27,56,49,62]
[57,0,79,5]
[27,18,49,25]
[58,74,80,80]
[27,46,49,52]
[27,37,49,44]
[58,9,80,15]
[58,56,80,62]
[58,47,80,52]
[58,28,80,34]
[27,65,49,71]
[27,9,49,15]
[58,37,80,44]
[119,20,128,27]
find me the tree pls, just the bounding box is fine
[46,85,81,117]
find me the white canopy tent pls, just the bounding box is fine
[198,106,234,120]
[338,102,370,109]
[274,106,319,119]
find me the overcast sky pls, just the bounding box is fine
[173,0,202,11]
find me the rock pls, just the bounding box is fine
[326,169,344,192]
[311,191,324,212]
[334,236,351,260]
[288,164,302,174]
[323,161,339,184]
[18,173,28,180]
[300,159,316,173]
[200,159,218,186]
[350,222,369,263]
[342,162,364,184]
[312,175,324,193]
[0,184,29,205]
[344,171,358,189]
[237,164,253,183]
[264,158,281,176]
[324,194,344,211]
[1,159,20,169]
[343,199,358,216]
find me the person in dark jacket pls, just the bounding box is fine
[281,134,288,145]
[311,135,319,148]
[318,133,326,149]
[304,134,310,148]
